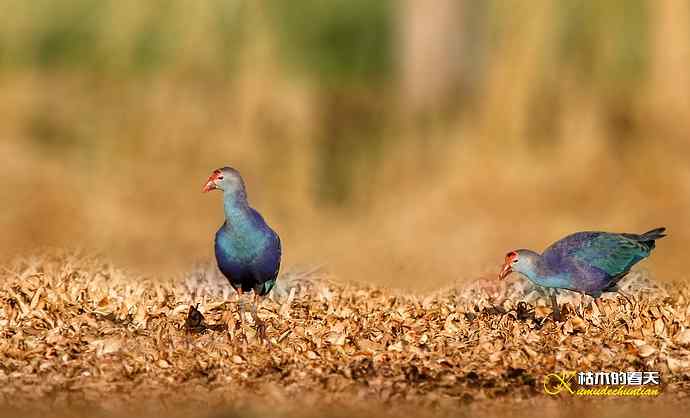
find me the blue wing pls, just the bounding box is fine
[571,233,650,278]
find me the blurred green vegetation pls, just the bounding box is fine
[0,0,393,81]
[268,0,393,85]
[0,0,246,73]
[0,1,656,89]
[1,0,399,203]
[0,0,684,202]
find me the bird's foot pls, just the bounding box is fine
[232,315,249,343]
[255,320,267,342]
[234,326,249,344]
[550,304,563,322]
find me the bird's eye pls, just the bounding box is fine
[512,259,518,263]
[217,176,224,180]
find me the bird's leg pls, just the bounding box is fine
[575,292,586,317]
[234,289,253,344]
[594,297,606,316]
[236,289,246,327]
[250,293,267,341]
[549,289,561,322]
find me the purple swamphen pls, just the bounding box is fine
[499,227,666,321]
[203,167,281,336]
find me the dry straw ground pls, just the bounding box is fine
[1,251,690,417]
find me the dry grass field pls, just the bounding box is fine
[1,251,689,417]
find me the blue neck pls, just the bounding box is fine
[223,190,252,226]
[218,188,269,259]
[520,256,572,290]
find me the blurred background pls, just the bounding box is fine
[1,0,688,289]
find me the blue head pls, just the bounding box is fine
[499,249,542,281]
[202,166,247,199]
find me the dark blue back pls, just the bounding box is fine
[542,231,651,295]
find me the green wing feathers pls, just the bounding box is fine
[575,234,652,277]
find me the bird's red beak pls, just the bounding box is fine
[202,172,219,193]
[498,251,517,280]
[498,262,512,280]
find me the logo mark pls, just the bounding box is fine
[544,371,576,395]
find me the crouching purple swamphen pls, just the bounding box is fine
[203,167,281,336]
[499,227,666,321]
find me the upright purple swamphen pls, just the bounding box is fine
[499,227,666,320]
[203,167,281,335]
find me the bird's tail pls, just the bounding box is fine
[626,227,666,251]
[637,227,667,242]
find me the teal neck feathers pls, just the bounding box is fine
[223,189,250,224]
[518,254,572,290]
[221,189,268,255]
